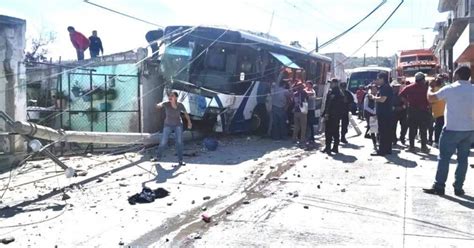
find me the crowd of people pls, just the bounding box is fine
[346,71,455,156]
[268,75,353,152]
[151,66,473,196]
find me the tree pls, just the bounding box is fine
[24,32,56,66]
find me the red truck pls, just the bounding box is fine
[397,49,439,83]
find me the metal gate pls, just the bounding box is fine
[60,71,141,134]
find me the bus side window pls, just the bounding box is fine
[205,47,226,71]
[226,53,237,75]
[316,62,322,84]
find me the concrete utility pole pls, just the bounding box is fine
[267,11,274,36]
[315,37,319,52]
[373,39,383,58]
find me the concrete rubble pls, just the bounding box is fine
[0,125,473,247]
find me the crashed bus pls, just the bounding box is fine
[154,26,331,134]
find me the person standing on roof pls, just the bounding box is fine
[67,26,89,61]
[423,66,474,196]
[88,30,104,58]
[155,91,192,166]
[399,72,431,153]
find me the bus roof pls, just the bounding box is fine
[165,25,332,63]
[238,30,331,62]
[349,66,392,74]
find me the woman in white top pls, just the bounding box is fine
[364,85,378,150]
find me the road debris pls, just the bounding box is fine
[0,237,15,245]
[201,214,211,223]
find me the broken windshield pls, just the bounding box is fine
[160,45,193,82]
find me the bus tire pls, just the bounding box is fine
[251,105,269,135]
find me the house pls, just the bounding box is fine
[434,0,474,79]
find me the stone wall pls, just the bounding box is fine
[0,15,27,154]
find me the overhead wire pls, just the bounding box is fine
[319,0,388,49]
[334,0,405,69]
[83,0,163,28]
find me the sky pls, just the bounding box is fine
[1,0,449,60]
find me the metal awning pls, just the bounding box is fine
[269,52,301,69]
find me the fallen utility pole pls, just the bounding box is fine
[13,121,200,145]
[2,113,201,174]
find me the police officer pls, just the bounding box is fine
[339,82,354,143]
[322,78,346,155]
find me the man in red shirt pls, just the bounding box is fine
[399,72,431,153]
[67,26,89,60]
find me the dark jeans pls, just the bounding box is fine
[377,114,393,154]
[434,129,474,190]
[325,117,341,149]
[340,111,349,139]
[393,110,408,142]
[307,109,315,142]
[271,106,287,140]
[90,50,100,58]
[434,116,444,143]
[407,108,431,148]
[157,125,184,162]
[76,50,85,60]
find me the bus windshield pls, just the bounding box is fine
[347,71,381,93]
[160,45,193,82]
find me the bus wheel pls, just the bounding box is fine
[250,105,268,135]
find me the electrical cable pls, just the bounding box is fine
[83,0,163,28]
[333,0,405,69]
[319,0,387,49]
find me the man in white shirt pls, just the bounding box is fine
[423,66,474,196]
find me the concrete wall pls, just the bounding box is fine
[0,15,26,154]
[140,60,165,133]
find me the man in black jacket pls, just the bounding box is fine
[369,73,394,156]
[339,82,354,143]
[88,30,104,58]
[322,79,346,155]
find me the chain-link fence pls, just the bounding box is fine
[61,71,141,133]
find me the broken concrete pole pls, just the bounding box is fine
[12,121,202,145]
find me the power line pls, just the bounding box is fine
[319,0,387,49]
[347,0,405,59]
[83,0,163,28]
[333,0,404,69]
